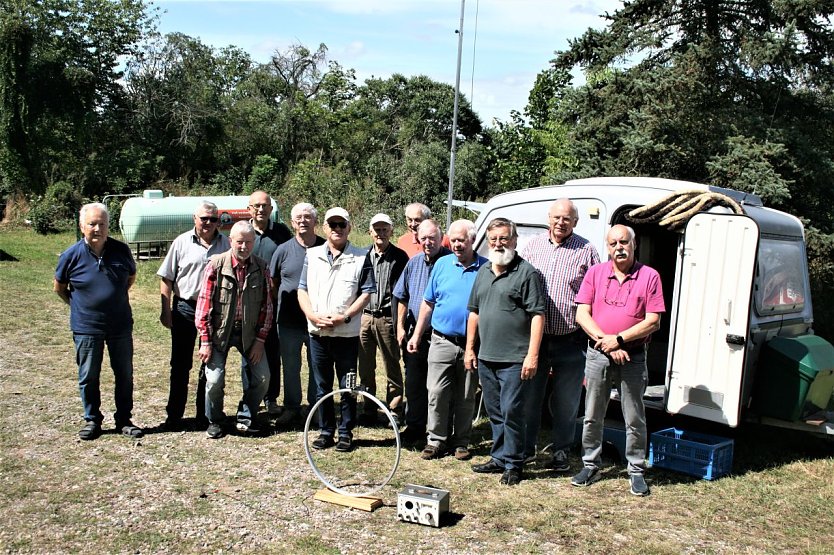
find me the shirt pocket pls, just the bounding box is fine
[218,279,236,304]
[626,296,646,319]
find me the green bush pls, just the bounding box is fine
[27,182,83,235]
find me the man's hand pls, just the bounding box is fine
[396,326,406,346]
[521,353,538,380]
[310,313,335,329]
[160,307,172,329]
[610,349,631,365]
[464,348,478,372]
[198,343,212,363]
[248,340,265,364]
[594,334,620,354]
[407,335,421,353]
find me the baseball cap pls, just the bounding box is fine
[324,207,350,222]
[369,213,393,226]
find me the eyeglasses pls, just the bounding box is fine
[327,220,348,229]
[249,203,270,210]
[487,235,512,245]
[603,279,633,306]
[199,216,219,223]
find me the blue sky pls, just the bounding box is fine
[153,0,623,125]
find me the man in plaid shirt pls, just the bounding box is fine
[521,199,600,471]
[195,221,273,439]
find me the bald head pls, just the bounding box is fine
[548,198,579,244]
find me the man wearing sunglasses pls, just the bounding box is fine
[157,201,230,431]
[298,207,376,452]
[572,224,665,496]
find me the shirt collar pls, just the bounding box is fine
[606,260,641,279]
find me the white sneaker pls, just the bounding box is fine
[266,400,282,415]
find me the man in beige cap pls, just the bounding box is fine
[357,213,409,425]
[297,207,376,452]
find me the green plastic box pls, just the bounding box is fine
[754,335,834,421]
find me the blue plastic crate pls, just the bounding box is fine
[649,428,734,480]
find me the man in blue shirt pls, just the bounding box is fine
[54,203,142,440]
[393,219,451,443]
[407,219,486,461]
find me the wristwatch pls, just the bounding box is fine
[616,335,625,348]
[344,315,352,324]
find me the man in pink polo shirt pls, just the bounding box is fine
[571,224,665,496]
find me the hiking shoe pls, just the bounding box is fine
[571,467,600,487]
[630,474,650,496]
[162,418,183,432]
[312,434,335,450]
[274,408,300,427]
[335,437,354,452]
[471,459,504,474]
[206,423,224,439]
[420,444,446,460]
[547,449,571,472]
[117,421,144,438]
[499,468,523,486]
[235,421,261,434]
[453,447,472,461]
[265,400,282,416]
[78,421,101,441]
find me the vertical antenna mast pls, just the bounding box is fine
[446,0,465,231]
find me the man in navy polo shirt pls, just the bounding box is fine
[55,203,142,440]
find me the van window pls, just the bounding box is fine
[755,238,807,315]
[476,224,547,258]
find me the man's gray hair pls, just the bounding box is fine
[486,217,518,238]
[79,202,109,224]
[230,220,255,237]
[450,219,476,241]
[405,202,431,219]
[417,218,442,239]
[194,200,219,216]
[291,202,317,220]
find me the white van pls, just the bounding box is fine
[471,176,834,437]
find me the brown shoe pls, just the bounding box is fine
[420,444,446,460]
[453,447,471,461]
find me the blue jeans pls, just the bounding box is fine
[166,298,206,423]
[403,333,431,432]
[479,360,528,471]
[259,306,282,404]
[278,324,316,410]
[74,332,134,425]
[523,332,586,457]
[309,334,359,439]
[204,330,270,426]
[581,347,648,475]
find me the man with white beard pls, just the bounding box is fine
[465,217,545,486]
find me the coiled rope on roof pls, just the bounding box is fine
[627,189,744,232]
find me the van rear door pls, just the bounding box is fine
[666,212,759,426]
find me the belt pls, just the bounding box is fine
[433,329,466,348]
[588,339,645,357]
[363,308,388,317]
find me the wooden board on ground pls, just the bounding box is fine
[314,488,383,512]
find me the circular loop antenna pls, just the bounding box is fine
[304,388,401,497]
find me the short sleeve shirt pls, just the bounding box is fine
[269,235,325,329]
[157,229,230,301]
[575,261,666,343]
[55,238,136,335]
[423,253,487,337]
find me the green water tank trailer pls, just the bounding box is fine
[118,190,280,243]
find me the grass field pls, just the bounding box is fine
[1,227,833,554]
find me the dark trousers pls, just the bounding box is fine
[260,316,281,403]
[310,334,359,440]
[165,297,206,423]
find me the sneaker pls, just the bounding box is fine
[312,434,335,450]
[630,474,650,496]
[420,444,446,460]
[274,408,300,427]
[453,447,472,461]
[235,421,261,434]
[547,449,571,472]
[265,400,282,416]
[471,459,504,474]
[571,467,600,487]
[335,437,353,452]
[499,468,523,486]
[206,423,224,439]
[78,421,101,441]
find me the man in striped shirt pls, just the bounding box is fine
[195,221,273,439]
[521,199,600,471]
